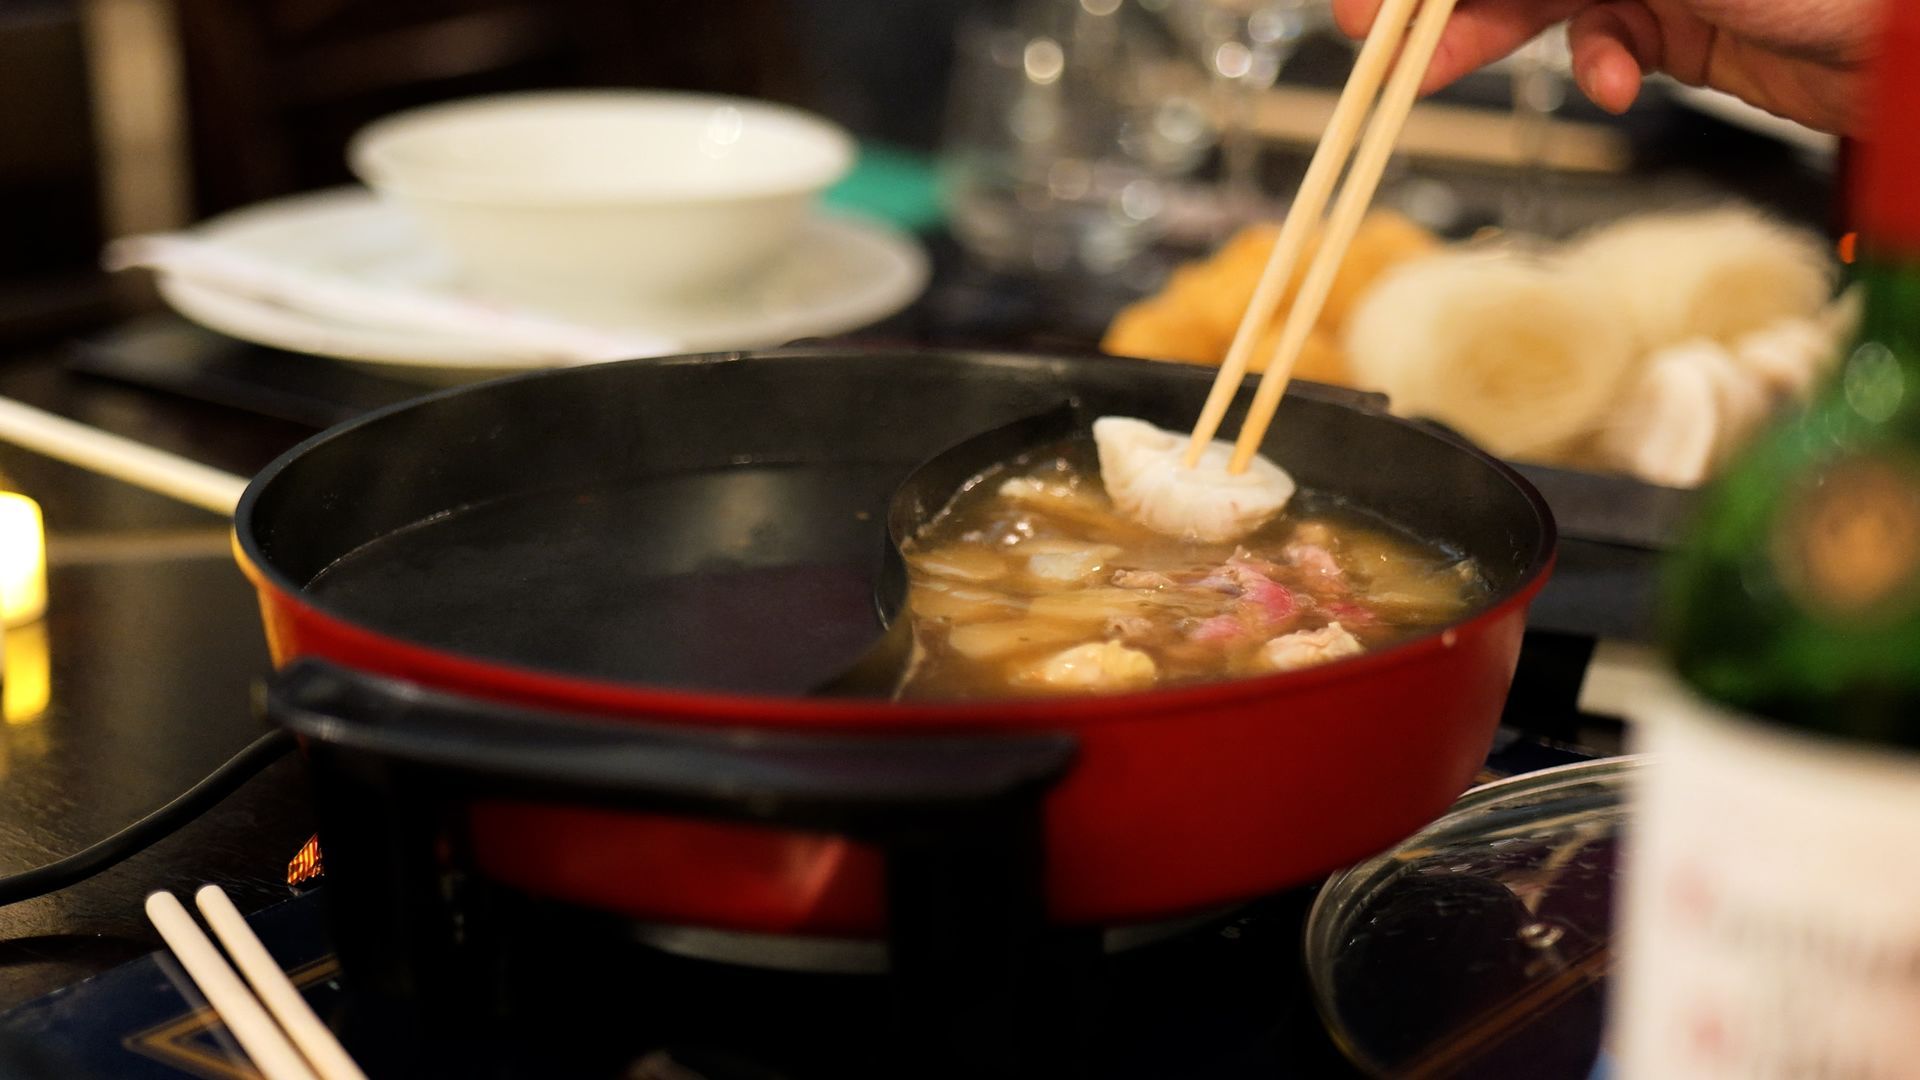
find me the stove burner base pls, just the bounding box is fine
[324,886,1353,1080]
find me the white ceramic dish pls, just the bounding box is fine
[153,187,930,378]
[347,90,857,321]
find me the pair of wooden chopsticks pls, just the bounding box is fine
[1186,0,1461,474]
[146,886,367,1080]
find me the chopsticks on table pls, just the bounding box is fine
[0,395,248,516]
[1185,0,1461,474]
[146,885,368,1080]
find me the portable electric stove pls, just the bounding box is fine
[0,717,1615,1080]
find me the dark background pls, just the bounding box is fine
[3,0,1846,352]
[1,0,993,344]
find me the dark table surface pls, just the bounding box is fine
[0,354,318,1010]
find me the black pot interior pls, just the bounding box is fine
[240,348,1552,696]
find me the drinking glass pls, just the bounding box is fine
[1505,26,1574,238]
[941,0,1215,276]
[1159,0,1332,222]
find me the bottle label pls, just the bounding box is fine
[1616,684,1920,1078]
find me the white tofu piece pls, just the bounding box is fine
[1260,622,1364,673]
[1016,641,1158,693]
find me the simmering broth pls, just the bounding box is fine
[897,439,1487,700]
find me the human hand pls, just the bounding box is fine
[1330,0,1882,135]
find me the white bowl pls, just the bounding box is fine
[347,90,856,322]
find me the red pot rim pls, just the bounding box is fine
[233,348,1559,729]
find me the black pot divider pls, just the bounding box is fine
[259,658,1087,1079]
[813,400,1085,698]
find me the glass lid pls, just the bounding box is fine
[1306,756,1636,1078]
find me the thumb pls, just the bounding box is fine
[1331,0,1387,40]
[1568,1,1664,113]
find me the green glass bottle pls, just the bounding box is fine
[1662,241,1920,745]
[1615,7,1920,1075]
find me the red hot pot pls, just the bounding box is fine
[236,348,1554,946]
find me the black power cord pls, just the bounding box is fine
[0,729,296,906]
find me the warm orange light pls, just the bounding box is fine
[0,494,45,626]
[3,620,48,723]
[1839,232,1859,265]
[287,834,325,887]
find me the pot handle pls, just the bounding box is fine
[258,657,1078,837]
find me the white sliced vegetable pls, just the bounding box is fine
[1111,569,1177,590]
[1015,539,1120,556]
[1734,317,1837,403]
[909,584,1023,623]
[1027,548,1118,584]
[911,546,1008,583]
[1028,587,1213,625]
[1688,341,1773,466]
[1344,250,1637,459]
[1593,348,1723,489]
[1563,206,1835,351]
[1093,417,1295,543]
[945,619,1088,661]
[1014,641,1158,693]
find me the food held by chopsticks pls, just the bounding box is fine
[1092,416,1296,543]
[1102,203,1853,488]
